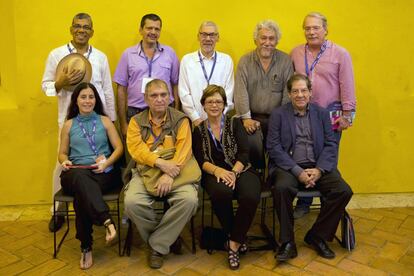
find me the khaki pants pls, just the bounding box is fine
[124,174,198,255]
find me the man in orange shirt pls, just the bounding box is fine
[124,79,199,269]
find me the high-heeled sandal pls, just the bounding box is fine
[80,247,93,270]
[104,219,117,245]
[228,247,240,270]
[239,242,248,254]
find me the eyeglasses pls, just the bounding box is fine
[72,24,93,31]
[205,100,224,106]
[199,32,218,39]
[290,88,310,95]
[303,26,323,33]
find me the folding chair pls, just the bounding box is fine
[52,185,123,258]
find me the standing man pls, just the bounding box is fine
[234,20,294,137]
[267,74,352,262]
[179,21,234,126]
[124,79,199,269]
[42,12,116,232]
[290,12,356,218]
[114,13,180,138]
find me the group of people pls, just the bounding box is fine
[42,11,356,270]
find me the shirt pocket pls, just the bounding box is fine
[271,75,284,93]
[159,62,172,71]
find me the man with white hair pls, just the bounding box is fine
[179,21,234,126]
[234,20,293,137]
[290,12,356,218]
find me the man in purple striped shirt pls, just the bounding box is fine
[290,12,356,218]
[114,14,180,138]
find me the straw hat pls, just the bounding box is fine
[55,53,92,91]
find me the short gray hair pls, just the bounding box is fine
[198,21,219,33]
[253,20,281,44]
[303,12,328,30]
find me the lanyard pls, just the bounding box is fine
[140,41,156,77]
[207,116,224,151]
[305,40,328,76]
[198,51,217,85]
[77,117,98,156]
[149,127,162,144]
[67,44,92,59]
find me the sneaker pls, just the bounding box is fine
[293,207,310,219]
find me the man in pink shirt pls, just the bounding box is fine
[290,12,356,218]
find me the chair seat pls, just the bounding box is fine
[54,186,122,202]
[297,190,322,198]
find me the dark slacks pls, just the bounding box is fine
[60,168,120,249]
[272,168,353,243]
[203,170,261,243]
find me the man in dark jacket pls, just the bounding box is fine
[267,74,353,261]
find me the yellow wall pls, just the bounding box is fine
[1,0,413,205]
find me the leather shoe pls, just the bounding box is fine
[304,231,335,259]
[169,236,182,255]
[148,249,164,269]
[48,215,65,232]
[275,241,297,261]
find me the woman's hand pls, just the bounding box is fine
[61,160,72,171]
[92,161,107,174]
[214,167,236,189]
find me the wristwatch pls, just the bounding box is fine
[231,170,240,178]
[343,114,353,124]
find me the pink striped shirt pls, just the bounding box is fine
[290,40,356,111]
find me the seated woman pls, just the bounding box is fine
[192,85,261,270]
[58,82,123,269]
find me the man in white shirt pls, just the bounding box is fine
[42,12,116,232]
[179,21,234,126]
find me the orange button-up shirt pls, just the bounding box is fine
[127,112,192,168]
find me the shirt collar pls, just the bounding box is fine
[149,111,167,127]
[136,41,164,54]
[293,105,310,117]
[68,42,92,56]
[198,50,216,61]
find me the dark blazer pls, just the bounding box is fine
[266,103,338,175]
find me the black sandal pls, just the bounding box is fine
[239,242,248,254]
[228,247,240,270]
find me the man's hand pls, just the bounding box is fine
[55,66,84,91]
[304,168,322,188]
[214,167,236,189]
[242,118,260,134]
[155,158,180,178]
[154,174,174,197]
[298,171,316,188]
[335,115,352,131]
[193,118,203,127]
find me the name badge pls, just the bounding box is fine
[141,77,154,93]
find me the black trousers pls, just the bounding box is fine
[60,168,120,249]
[272,168,353,243]
[203,170,261,243]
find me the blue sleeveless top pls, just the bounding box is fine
[69,111,111,165]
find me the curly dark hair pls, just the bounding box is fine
[66,82,106,120]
